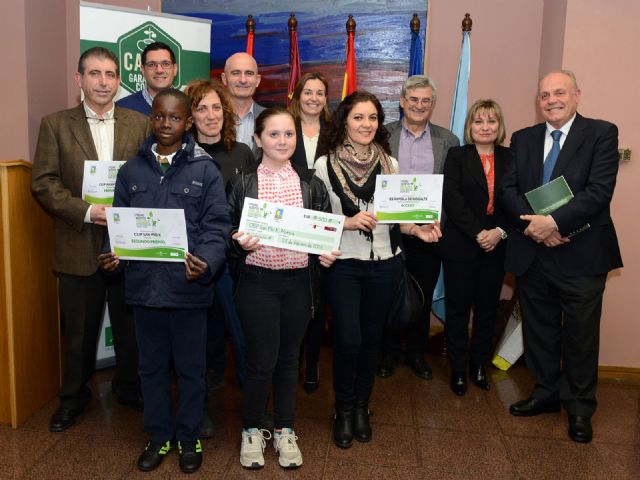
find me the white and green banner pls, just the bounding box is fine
[80,1,211,99]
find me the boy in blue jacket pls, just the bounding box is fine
[99,89,230,474]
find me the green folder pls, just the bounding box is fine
[525,176,589,237]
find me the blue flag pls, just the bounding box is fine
[449,30,471,143]
[432,30,471,323]
[409,30,424,76]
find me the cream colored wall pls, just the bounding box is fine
[1,1,30,161]
[427,0,544,137]
[561,0,640,367]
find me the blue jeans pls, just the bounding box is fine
[327,255,402,404]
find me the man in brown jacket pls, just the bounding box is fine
[31,47,150,432]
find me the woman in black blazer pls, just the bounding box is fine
[440,99,510,396]
[288,72,330,393]
[289,72,330,170]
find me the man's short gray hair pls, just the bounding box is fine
[401,75,438,99]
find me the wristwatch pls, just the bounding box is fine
[496,227,508,240]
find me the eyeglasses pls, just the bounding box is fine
[143,61,174,70]
[404,96,434,107]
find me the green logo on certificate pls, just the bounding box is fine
[117,22,182,94]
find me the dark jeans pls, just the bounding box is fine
[328,255,402,404]
[206,264,246,385]
[58,271,139,411]
[134,307,207,442]
[443,250,505,372]
[381,236,441,358]
[303,275,326,372]
[236,266,310,429]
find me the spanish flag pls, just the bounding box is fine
[341,28,356,99]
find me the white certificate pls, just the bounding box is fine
[106,208,188,262]
[82,160,126,205]
[238,198,345,255]
[374,174,443,223]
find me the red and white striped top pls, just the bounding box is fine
[245,163,309,270]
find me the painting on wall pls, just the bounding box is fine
[162,0,428,121]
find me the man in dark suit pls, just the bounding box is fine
[501,70,622,443]
[31,47,151,432]
[377,75,459,381]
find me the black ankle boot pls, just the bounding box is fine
[354,399,372,442]
[333,403,355,449]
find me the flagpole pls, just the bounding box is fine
[432,13,473,327]
[341,15,357,100]
[287,13,301,104]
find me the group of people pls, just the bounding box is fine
[30,39,622,475]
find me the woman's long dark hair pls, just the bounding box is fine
[317,91,391,157]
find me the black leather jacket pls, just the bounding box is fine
[226,161,332,315]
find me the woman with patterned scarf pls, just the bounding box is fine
[314,91,442,449]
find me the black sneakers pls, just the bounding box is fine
[178,439,203,473]
[137,440,172,472]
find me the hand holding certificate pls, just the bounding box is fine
[82,160,126,205]
[374,174,443,223]
[106,208,188,262]
[237,198,345,255]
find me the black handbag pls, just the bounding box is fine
[386,263,425,330]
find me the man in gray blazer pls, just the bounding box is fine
[31,47,150,432]
[377,75,459,380]
[221,52,265,153]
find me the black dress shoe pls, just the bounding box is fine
[200,408,215,438]
[450,371,467,396]
[303,363,320,394]
[470,365,490,390]
[137,440,172,471]
[178,440,203,473]
[376,353,397,379]
[49,406,82,432]
[406,356,433,380]
[568,415,593,443]
[509,397,561,417]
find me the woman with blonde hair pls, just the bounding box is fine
[440,99,510,395]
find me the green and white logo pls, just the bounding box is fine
[117,21,181,94]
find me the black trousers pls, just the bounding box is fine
[518,249,606,417]
[58,271,139,411]
[134,306,207,442]
[328,256,402,404]
[443,249,505,371]
[236,266,310,429]
[381,237,441,358]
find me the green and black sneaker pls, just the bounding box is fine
[137,440,172,472]
[178,439,203,473]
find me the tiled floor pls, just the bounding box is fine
[1,344,639,479]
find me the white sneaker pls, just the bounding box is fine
[273,428,303,468]
[240,428,271,469]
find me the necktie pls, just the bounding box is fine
[157,155,170,173]
[542,130,562,184]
